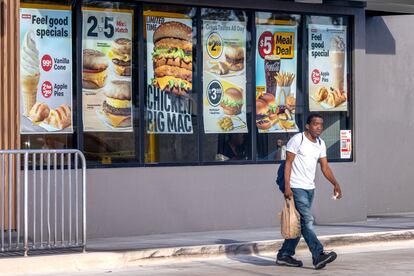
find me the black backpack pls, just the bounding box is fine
[276,133,321,193]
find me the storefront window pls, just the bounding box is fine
[19,2,354,166]
[143,5,198,164]
[20,0,74,150]
[255,13,303,162]
[81,1,138,165]
[306,15,353,160]
[201,8,252,162]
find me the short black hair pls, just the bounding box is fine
[306,113,323,124]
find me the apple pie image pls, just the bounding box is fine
[315,87,329,102]
[315,86,347,107]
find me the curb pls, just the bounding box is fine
[1,230,414,275]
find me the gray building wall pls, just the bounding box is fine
[86,3,368,239]
[364,15,414,215]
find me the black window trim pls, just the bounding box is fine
[23,0,356,169]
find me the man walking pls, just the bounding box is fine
[276,113,343,269]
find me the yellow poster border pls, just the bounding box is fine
[20,3,71,11]
[256,19,297,26]
[143,10,190,20]
[82,7,134,14]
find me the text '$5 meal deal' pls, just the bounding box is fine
[255,22,299,133]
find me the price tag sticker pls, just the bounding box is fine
[41,54,53,72]
[41,81,53,98]
[311,69,321,84]
[258,31,274,59]
[207,80,223,107]
[206,32,223,59]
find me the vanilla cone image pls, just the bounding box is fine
[20,29,40,116]
[21,74,40,116]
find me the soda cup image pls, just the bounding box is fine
[264,55,280,96]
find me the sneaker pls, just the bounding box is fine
[313,251,337,269]
[276,255,303,267]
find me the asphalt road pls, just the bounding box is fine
[63,241,414,276]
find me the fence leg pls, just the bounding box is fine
[24,153,29,257]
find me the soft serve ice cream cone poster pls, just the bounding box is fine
[20,4,73,134]
[308,24,348,112]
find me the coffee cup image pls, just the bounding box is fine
[330,35,345,92]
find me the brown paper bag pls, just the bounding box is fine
[279,198,301,239]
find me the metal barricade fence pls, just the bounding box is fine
[0,149,86,256]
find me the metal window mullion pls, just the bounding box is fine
[251,11,257,162]
[196,8,202,164]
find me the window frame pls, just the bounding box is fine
[21,0,355,168]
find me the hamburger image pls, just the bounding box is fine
[220,87,243,115]
[83,49,109,89]
[152,21,192,96]
[110,38,132,76]
[256,99,272,130]
[259,93,278,124]
[102,80,132,128]
[224,44,244,71]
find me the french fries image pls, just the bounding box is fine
[275,71,295,87]
[218,116,234,131]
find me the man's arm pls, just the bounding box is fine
[319,157,343,199]
[284,151,296,199]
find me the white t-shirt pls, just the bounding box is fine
[286,132,327,190]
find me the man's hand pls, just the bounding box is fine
[333,184,342,199]
[284,187,293,199]
[320,157,343,200]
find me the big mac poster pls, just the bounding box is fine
[202,20,248,134]
[308,24,348,112]
[145,12,193,134]
[82,8,133,132]
[20,4,73,134]
[255,22,299,133]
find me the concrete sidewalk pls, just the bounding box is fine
[1,214,414,275]
[88,214,414,252]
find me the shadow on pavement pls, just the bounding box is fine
[215,239,276,267]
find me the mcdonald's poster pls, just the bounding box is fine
[255,23,299,133]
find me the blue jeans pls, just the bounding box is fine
[277,188,324,261]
